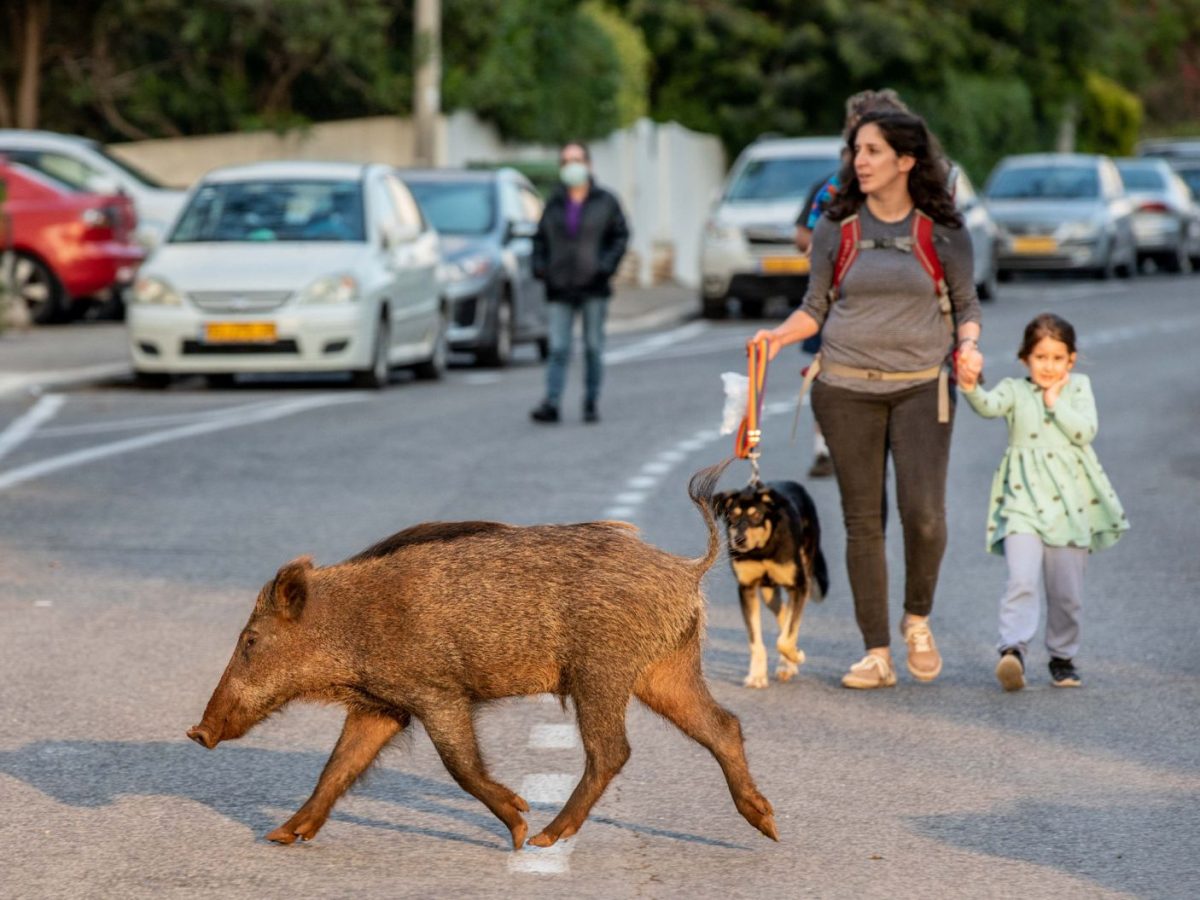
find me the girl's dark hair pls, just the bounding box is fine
[1018,313,1077,360]
[826,110,961,228]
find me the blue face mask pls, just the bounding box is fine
[560,162,590,187]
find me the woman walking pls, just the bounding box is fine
[751,110,982,688]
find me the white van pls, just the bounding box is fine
[699,136,841,318]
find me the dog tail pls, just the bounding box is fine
[687,458,732,574]
[814,547,830,600]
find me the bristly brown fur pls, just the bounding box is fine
[347,521,510,562]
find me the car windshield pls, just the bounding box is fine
[987,165,1099,200]
[405,181,495,234]
[169,180,366,243]
[726,157,839,202]
[95,145,167,189]
[1117,166,1166,191]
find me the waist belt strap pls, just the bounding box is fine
[797,358,951,424]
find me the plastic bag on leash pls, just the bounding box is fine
[719,372,750,435]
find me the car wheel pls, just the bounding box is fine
[478,294,514,368]
[11,252,66,324]
[134,370,171,389]
[413,309,447,381]
[352,316,391,389]
[204,373,236,389]
[738,298,765,318]
[701,293,729,319]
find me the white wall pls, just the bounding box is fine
[109,112,727,288]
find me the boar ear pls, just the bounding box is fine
[271,556,313,621]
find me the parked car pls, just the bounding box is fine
[0,159,144,323]
[1136,137,1200,160]
[126,161,444,389]
[984,153,1137,280]
[950,163,1001,301]
[0,130,186,249]
[700,136,842,318]
[1114,157,1200,272]
[399,167,548,366]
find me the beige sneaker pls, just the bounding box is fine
[901,619,943,682]
[841,653,897,689]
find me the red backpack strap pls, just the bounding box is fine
[829,215,861,300]
[911,210,954,329]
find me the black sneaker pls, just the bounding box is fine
[1049,657,1082,688]
[995,647,1025,692]
[530,401,560,423]
[583,400,599,424]
[808,453,834,479]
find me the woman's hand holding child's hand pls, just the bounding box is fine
[957,346,984,390]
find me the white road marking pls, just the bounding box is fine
[0,362,129,398]
[529,724,579,750]
[33,600,52,608]
[0,394,368,493]
[612,491,645,506]
[34,397,296,438]
[520,773,576,804]
[0,394,65,463]
[508,839,575,874]
[603,321,709,365]
[461,373,501,385]
[626,475,658,489]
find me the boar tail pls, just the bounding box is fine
[687,458,733,574]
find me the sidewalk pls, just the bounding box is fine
[0,284,699,397]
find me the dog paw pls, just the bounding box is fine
[776,659,799,682]
[743,672,769,689]
[777,645,806,665]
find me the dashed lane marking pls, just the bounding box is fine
[529,724,579,750]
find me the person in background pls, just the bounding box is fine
[795,89,910,478]
[530,141,630,424]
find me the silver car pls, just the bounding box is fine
[1115,157,1200,273]
[127,161,444,389]
[985,153,1137,280]
[950,164,1001,300]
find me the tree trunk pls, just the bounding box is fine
[15,0,48,129]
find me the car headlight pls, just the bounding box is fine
[705,220,742,243]
[1057,221,1102,242]
[131,276,182,306]
[438,254,494,284]
[298,274,359,304]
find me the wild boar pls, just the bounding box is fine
[187,460,777,849]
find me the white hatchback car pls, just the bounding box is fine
[127,161,444,388]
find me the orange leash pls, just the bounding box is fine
[734,339,769,482]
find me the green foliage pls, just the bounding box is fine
[1077,72,1143,157]
[582,1,650,127]
[458,0,622,143]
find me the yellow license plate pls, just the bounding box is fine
[759,255,811,274]
[203,321,277,343]
[1012,236,1059,254]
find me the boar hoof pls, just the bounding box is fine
[510,819,528,850]
[266,816,323,845]
[528,830,558,848]
[736,791,779,841]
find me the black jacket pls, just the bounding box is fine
[533,181,630,302]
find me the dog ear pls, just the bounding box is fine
[759,491,775,505]
[711,490,734,516]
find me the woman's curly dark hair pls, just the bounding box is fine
[825,110,961,228]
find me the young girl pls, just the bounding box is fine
[957,313,1128,690]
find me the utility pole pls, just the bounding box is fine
[413,0,442,166]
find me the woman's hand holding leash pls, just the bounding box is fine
[749,330,783,361]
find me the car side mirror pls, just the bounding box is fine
[382,222,421,249]
[506,219,537,241]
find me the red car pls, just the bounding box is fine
[1,159,145,323]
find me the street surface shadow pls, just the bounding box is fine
[0,739,744,851]
[908,797,1200,898]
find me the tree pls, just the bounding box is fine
[0,0,51,128]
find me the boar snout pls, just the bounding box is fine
[187,724,219,750]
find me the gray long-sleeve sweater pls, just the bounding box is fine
[799,205,981,394]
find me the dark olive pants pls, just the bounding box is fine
[811,379,954,650]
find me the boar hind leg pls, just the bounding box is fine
[634,646,779,841]
[421,705,530,850]
[529,691,631,848]
[267,708,406,845]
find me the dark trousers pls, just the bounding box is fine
[811,379,954,650]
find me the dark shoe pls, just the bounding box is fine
[530,401,559,423]
[583,400,599,424]
[996,647,1025,692]
[808,453,834,479]
[1049,657,1082,688]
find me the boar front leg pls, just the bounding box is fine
[267,707,407,844]
[420,704,530,850]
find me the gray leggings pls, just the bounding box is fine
[812,379,953,650]
[1000,533,1087,660]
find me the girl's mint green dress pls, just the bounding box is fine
[963,373,1128,555]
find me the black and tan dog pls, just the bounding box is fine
[713,481,829,688]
